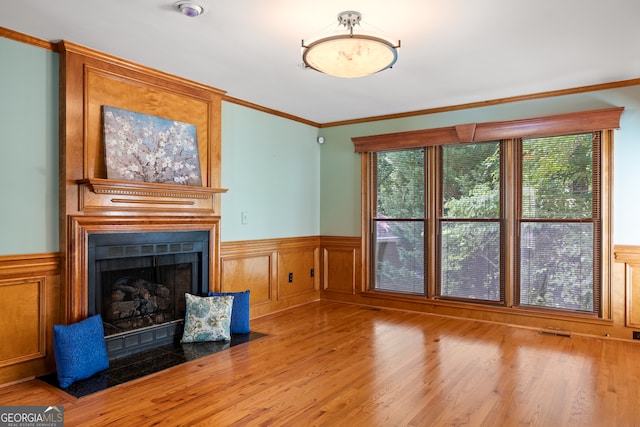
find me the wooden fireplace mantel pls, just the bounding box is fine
[59,40,227,323]
[77,178,227,214]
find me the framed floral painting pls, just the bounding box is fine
[102,106,202,186]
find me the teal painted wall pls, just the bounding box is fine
[0,37,58,255]
[221,102,320,241]
[319,87,640,244]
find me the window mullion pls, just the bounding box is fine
[427,146,438,298]
[504,138,519,308]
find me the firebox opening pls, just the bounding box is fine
[98,255,195,336]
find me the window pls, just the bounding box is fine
[356,108,622,317]
[373,149,425,294]
[517,133,601,312]
[440,142,502,302]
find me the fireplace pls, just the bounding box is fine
[58,45,226,368]
[87,230,209,359]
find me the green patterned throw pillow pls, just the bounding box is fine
[181,293,234,343]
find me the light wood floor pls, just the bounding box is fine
[1,301,640,426]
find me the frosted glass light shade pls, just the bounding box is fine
[302,35,399,78]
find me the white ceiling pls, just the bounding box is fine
[3,0,640,124]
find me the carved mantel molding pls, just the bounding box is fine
[77,178,227,213]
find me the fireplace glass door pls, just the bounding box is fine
[97,253,197,336]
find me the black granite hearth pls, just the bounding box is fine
[38,331,267,398]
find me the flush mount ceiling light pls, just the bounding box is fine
[301,11,400,78]
[173,0,206,17]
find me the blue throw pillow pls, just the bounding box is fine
[53,314,109,388]
[208,290,250,334]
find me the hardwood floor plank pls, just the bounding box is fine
[1,301,640,426]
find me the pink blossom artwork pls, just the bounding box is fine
[102,106,202,186]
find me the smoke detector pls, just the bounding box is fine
[173,1,206,17]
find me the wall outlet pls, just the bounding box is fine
[633,331,640,340]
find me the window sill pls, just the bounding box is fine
[360,290,613,327]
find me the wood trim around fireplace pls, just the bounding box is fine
[66,216,220,324]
